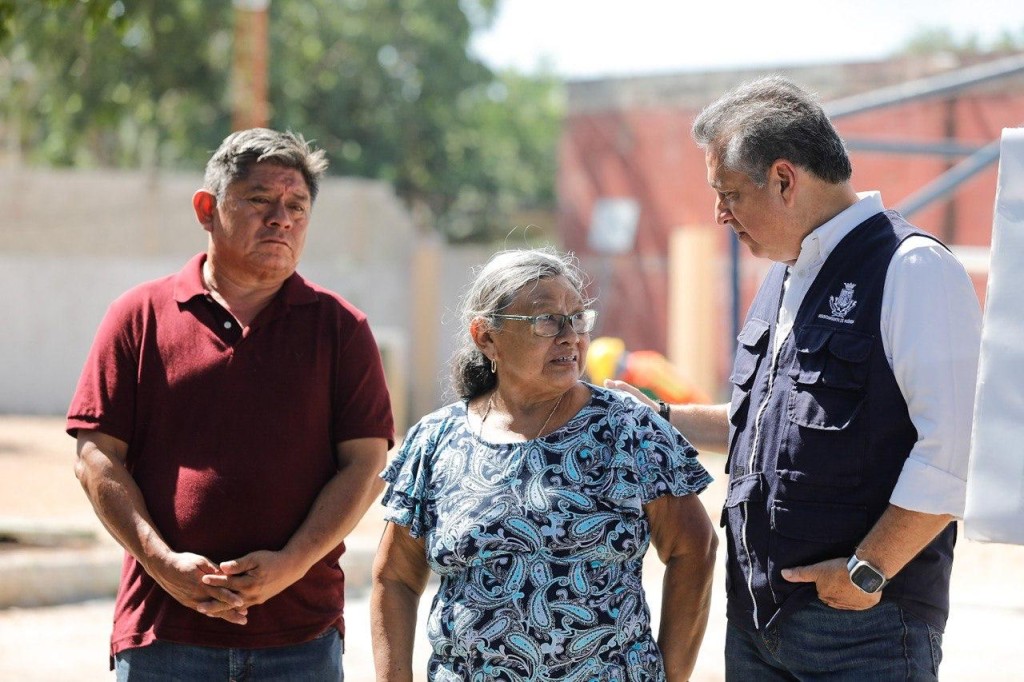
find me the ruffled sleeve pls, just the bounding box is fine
[603,390,713,505]
[380,408,457,539]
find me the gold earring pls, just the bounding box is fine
[490,358,497,373]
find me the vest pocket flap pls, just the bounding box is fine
[728,386,750,425]
[730,352,760,388]
[791,326,871,390]
[724,471,766,508]
[793,325,832,354]
[771,499,868,543]
[789,385,864,430]
[731,319,770,387]
[828,331,873,362]
[793,367,822,384]
[737,318,770,348]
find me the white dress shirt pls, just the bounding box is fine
[774,192,981,517]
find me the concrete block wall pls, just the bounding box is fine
[0,167,420,418]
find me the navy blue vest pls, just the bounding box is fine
[723,210,956,632]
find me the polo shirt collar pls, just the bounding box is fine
[791,191,885,276]
[277,269,319,306]
[172,252,319,306]
[172,253,208,303]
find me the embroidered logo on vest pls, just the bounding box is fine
[819,282,858,324]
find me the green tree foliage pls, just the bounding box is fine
[896,25,1024,56]
[0,0,123,43]
[992,28,1024,53]
[1,0,231,168]
[0,0,564,241]
[434,70,564,241]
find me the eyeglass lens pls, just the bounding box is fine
[535,311,595,336]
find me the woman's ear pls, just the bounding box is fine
[470,316,497,359]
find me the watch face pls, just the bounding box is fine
[851,564,886,593]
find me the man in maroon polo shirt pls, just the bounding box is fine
[67,128,394,680]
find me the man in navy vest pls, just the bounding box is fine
[609,76,981,680]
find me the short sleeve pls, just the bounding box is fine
[380,411,455,538]
[604,392,713,505]
[66,293,141,443]
[332,317,395,449]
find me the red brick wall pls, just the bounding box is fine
[559,80,1024,394]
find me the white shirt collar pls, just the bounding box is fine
[791,192,885,275]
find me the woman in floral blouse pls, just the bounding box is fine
[370,248,717,681]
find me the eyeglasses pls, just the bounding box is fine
[490,310,598,337]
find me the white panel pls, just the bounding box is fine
[588,198,640,255]
[965,128,1024,544]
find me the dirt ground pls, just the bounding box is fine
[0,415,94,521]
[2,415,1023,680]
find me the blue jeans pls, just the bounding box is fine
[114,629,343,681]
[725,599,942,681]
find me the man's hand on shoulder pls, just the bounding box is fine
[604,379,659,410]
[201,549,306,609]
[782,557,881,610]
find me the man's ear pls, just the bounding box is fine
[771,160,798,206]
[192,190,217,233]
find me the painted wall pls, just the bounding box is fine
[0,167,421,417]
[559,55,1022,396]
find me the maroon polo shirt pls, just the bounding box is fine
[67,253,394,657]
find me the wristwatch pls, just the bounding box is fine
[657,400,671,422]
[847,553,889,594]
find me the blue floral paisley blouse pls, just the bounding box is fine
[380,383,712,681]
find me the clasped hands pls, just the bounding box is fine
[147,549,305,625]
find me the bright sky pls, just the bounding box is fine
[471,0,1024,79]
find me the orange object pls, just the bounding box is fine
[586,337,709,404]
[585,337,627,385]
[619,350,711,405]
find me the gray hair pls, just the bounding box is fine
[452,247,592,400]
[203,128,329,203]
[692,75,851,186]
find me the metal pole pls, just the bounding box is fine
[896,139,1002,219]
[842,138,984,158]
[825,52,1024,120]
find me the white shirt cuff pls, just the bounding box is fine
[889,457,967,519]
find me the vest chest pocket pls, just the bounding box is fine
[729,318,771,428]
[787,326,873,430]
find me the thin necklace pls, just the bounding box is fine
[479,388,570,441]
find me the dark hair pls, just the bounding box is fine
[692,75,851,186]
[452,247,591,400]
[203,128,329,203]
